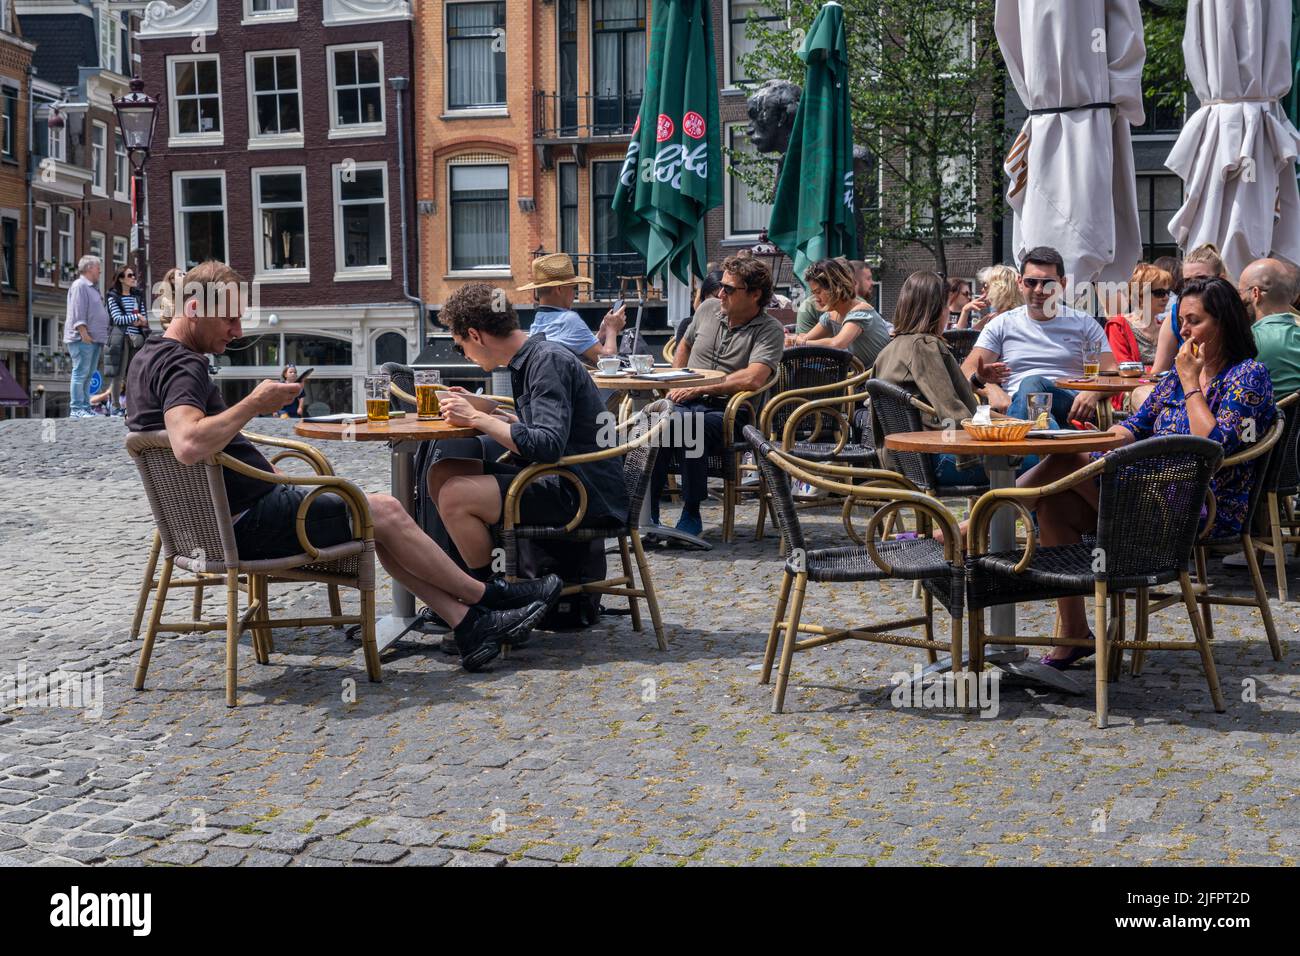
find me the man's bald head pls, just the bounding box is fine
[1239,258,1298,319]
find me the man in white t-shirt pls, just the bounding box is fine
[962,246,1116,426]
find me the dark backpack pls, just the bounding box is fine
[514,537,605,631]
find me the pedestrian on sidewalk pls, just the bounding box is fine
[63,256,109,419]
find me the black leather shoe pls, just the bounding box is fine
[477,574,564,613]
[453,601,548,671]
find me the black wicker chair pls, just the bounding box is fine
[865,378,990,498]
[967,435,1225,728]
[499,400,672,650]
[943,329,981,366]
[745,425,967,714]
[381,361,418,412]
[1259,391,1300,601]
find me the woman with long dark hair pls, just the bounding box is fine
[1016,275,1276,668]
[101,265,149,414]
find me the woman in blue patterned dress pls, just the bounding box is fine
[1012,276,1276,668]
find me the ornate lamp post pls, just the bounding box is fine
[112,77,159,298]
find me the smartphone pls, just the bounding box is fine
[296,367,314,386]
[612,298,626,313]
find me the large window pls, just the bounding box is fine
[253,167,308,278]
[592,160,638,294]
[99,7,122,74]
[113,129,129,200]
[447,2,506,110]
[247,51,302,143]
[333,162,390,278]
[449,163,509,271]
[2,87,15,159]
[112,236,128,276]
[1137,173,1183,260]
[174,172,228,268]
[727,124,773,237]
[168,55,223,142]
[728,0,784,86]
[557,0,578,134]
[246,0,297,18]
[1,217,16,291]
[328,44,385,135]
[91,121,107,195]
[33,204,51,283]
[57,208,75,285]
[558,162,578,257]
[47,114,65,162]
[592,0,644,135]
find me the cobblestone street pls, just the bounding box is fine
[1,417,1297,866]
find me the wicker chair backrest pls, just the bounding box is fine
[381,362,417,412]
[942,329,980,365]
[1273,394,1300,496]
[125,430,239,573]
[744,425,806,557]
[769,345,858,439]
[621,399,671,528]
[1252,410,1291,520]
[1094,435,1222,582]
[864,378,937,490]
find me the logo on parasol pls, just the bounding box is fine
[683,111,706,139]
[655,114,674,142]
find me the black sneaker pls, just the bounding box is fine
[453,601,549,672]
[477,574,564,612]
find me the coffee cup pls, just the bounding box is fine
[630,354,654,375]
[597,357,621,374]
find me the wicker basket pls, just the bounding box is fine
[961,418,1035,442]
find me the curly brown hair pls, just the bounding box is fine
[721,253,773,308]
[438,283,519,338]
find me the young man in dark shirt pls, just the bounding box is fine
[426,283,629,576]
[126,261,559,670]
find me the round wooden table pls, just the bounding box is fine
[884,428,1126,693]
[1054,375,1155,428]
[295,416,480,651]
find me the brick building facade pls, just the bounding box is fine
[138,0,418,413]
[0,9,34,416]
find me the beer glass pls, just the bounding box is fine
[1083,348,1101,380]
[415,369,441,420]
[365,374,390,423]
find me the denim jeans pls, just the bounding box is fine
[649,399,732,519]
[1007,374,1076,427]
[934,454,990,486]
[68,340,102,414]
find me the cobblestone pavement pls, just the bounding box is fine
[1,416,1297,867]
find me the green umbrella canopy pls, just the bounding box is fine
[767,1,858,289]
[611,0,723,284]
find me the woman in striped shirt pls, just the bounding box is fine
[102,266,149,414]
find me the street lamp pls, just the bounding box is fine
[113,76,159,298]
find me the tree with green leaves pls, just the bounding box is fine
[733,0,1004,278]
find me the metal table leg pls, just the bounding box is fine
[372,440,437,653]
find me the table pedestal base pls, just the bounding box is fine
[999,659,1086,694]
[640,521,711,550]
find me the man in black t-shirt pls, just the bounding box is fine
[127,265,562,670]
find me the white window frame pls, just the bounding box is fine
[245,49,304,149]
[444,1,507,114]
[326,42,386,139]
[446,159,511,276]
[1,86,15,159]
[724,122,773,240]
[243,0,298,26]
[112,235,128,274]
[99,6,122,75]
[90,120,107,196]
[34,203,52,285]
[89,232,106,293]
[56,207,75,287]
[905,125,977,237]
[723,0,789,90]
[167,54,224,148]
[48,118,66,162]
[331,160,391,281]
[113,129,129,202]
[172,170,229,270]
[251,165,310,282]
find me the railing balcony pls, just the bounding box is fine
[30,346,70,376]
[534,91,642,141]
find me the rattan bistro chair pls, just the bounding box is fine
[499,400,674,650]
[383,361,517,413]
[942,329,981,366]
[126,431,381,707]
[865,379,991,499]
[128,432,347,646]
[966,435,1225,728]
[745,426,967,714]
[1260,392,1300,602]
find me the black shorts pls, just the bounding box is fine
[486,460,583,527]
[234,484,353,560]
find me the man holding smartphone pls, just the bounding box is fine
[518,253,626,364]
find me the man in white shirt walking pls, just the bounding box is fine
[962,246,1116,427]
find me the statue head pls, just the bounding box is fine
[745,79,801,155]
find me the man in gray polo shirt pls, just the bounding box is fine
[653,254,785,535]
[63,255,110,418]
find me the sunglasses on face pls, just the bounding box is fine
[1151,288,1170,297]
[720,283,749,296]
[1021,277,1059,291]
